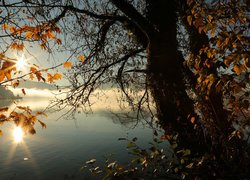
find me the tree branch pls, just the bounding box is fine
[110,0,157,39]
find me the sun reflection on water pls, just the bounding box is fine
[13,126,24,143]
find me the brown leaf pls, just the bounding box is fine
[0,107,8,112]
[21,88,26,95]
[38,120,46,128]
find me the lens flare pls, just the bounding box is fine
[13,126,23,143]
[16,54,27,71]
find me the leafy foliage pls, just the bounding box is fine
[0,0,249,178]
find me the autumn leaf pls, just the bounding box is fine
[53,73,62,80]
[38,120,46,128]
[78,55,85,63]
[29,127,36,135]
[1,23,8,30]
[30,67,37,73]
[63,62,72,69]
[36,111,47,117]
[56,38,62,45]
[0,107,8,112]
[47,73,53,83]
[26,31,33,39]
[233,64,245,75]
[29,73,34,80]
[0,70,4,82]
[40,43,46,50]
[21,88,26,95]
[17,106,31,112]
[207,15,213,23]
[12,81,19,88]
[187,15,192,26]
[190,117,195,124]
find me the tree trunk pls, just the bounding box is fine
[146,0,206,152]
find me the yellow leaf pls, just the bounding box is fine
[63,62,72,69]
[78,55,85,63]
[187,15,192,26]
[29,73,34,80]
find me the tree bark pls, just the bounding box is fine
[146,0,206,152]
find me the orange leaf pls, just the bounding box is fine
[26,31,33,39]
[190,117,195,124]
[63,62,72,69]
[78,55,85,62]
[30,67,37,73]
[40,43,46,50]
[47,73,53,83]
[1,23,8,30]
[53,73,62,80]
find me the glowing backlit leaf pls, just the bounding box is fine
[26,31,33,39]
[63,62,72,69]
[53,73,62,80]
[1,23,8,30]
[78,55,85,63]
[190,117,195,124]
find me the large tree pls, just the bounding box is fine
[0,0,249,178]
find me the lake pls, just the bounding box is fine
[0,96,165,179]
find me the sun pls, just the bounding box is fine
[13,126,24,143]
[16,54,28,71]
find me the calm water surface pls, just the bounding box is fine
[0,98,163,179]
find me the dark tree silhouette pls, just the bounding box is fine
[0,0,249,178]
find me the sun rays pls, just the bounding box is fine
[13,126,24,143]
